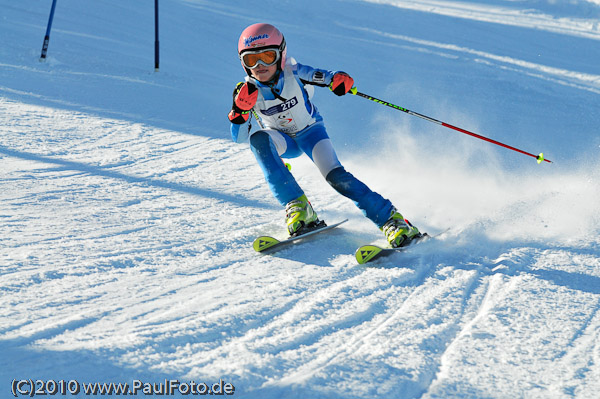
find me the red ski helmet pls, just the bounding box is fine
[237,23,287,75]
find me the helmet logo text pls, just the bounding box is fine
[244,34,270,48]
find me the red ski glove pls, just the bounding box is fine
[228,82,258,124]
[329,72,354,96]
[228,108,249,124]
[234,81,258,111]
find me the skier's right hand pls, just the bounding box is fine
[228,82,257,124]
[233,81,258,111]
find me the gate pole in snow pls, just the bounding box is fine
[154,0,160,71]
[40,0,58,61]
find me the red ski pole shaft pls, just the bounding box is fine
[350,88,551,164]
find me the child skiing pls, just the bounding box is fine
[228,23,420,248]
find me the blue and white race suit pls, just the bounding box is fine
[230,58,394,227]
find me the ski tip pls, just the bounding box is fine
[355,245,383,264]
[253,236,280,252]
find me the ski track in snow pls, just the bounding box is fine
[338,24,600,95]
[2,97,600,398]
[2,0,600,398]
[363,0,600,41]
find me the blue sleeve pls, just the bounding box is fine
[231,122,250,143]
[294,62,338,86]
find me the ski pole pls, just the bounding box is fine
[349,88,551,164]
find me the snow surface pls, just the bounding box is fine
[1,0,599,398]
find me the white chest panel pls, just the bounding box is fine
[254,65,316,136]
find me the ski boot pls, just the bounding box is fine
[381,208,421,248]
[285,194,321,236]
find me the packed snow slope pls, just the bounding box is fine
[1,0,599,398]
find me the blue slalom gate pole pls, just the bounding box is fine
[154,0,160,71]
[40,0,58,61]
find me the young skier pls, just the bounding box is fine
[228,23,420,247]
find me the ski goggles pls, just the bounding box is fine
[241,48,280,69]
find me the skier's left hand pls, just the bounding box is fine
[329,72,354,96]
